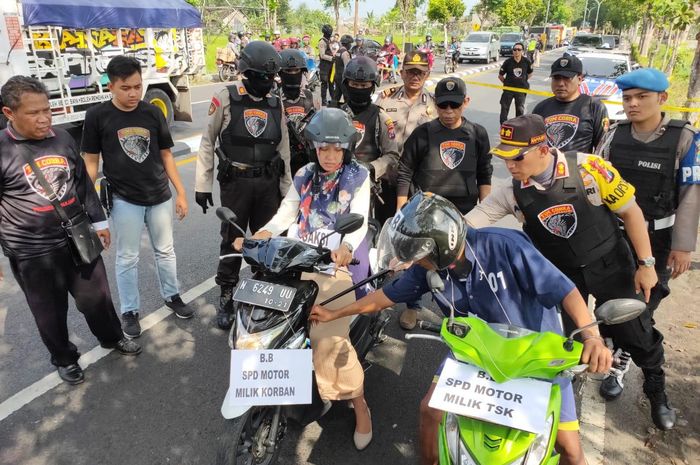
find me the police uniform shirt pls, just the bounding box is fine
[318,38,333,63]
[597,114,700,252]
[342,104,399,180]
[499,56,533,89]
[533,94,609,152]
[376,85,436,154]
[0,125,107,258]
[383,227,574,334]
[195,81,292,195]
[465,150,636,227]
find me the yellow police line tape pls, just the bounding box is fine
[450,79,700,113]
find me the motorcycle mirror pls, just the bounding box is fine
[333,213,364,235]
[594,298,647,325]
[216,207,238,224]
[426,270,445,292]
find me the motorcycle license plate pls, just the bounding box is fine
[233,278,297,312]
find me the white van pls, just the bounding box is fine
[459,32,500,64]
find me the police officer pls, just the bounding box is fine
[318,24,334,106]
[377,51,436,155]
[331,34,353,106]
[278,49,319,175]
[376,50,437,330]
[340,57,399,224]
[596,68,700,400]
[466,114,675,431]
[397,77,492,214]
[533,55,609,152]
[194,41,291,330]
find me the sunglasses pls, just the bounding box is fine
[404,68,427,77]
[508,145,540,162]
[513,48,523,51]
[437,101,463,110]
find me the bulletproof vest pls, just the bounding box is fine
[513,151,620,269]
[283,89,315,125]
[349,104,381,163]
[414,119,479,206]
[334,46,348,81]
[220,86,282,165]
[608,120,685,220]
[319,38,332,72]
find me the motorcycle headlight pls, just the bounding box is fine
[522,414,555,465]
[445,413,478,465]
[234,318,286,350]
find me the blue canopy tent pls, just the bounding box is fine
[22,0,203,29]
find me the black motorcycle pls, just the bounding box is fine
[216,207,390,465]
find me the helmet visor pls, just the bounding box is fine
[388,228,437,265]
[313,141,350,149]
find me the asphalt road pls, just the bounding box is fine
[3,51,682,465]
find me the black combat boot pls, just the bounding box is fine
[642,368,676,431]
[216,284,235,330]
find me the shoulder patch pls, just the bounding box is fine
[237,85,247,96]
[382,86,398,98]
[385,117,396,139]
[208,96,221,116]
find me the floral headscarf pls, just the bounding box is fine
[293,160,368,239]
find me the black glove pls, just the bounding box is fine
[195,192,214,214]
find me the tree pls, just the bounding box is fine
[474,0,544,27]
[396,0,416,47]
[323,0,351,33]
[427,0,465,51]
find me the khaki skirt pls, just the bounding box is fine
[303,270,364,401]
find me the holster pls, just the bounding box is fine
[99,178,113,217]
[216,147,233,183]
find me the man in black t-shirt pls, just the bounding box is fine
[533,55,609,152]
[0,76,141,385]
[498,42,533,124]
[82,56,194,339]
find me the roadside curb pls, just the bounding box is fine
[425,61,502,88]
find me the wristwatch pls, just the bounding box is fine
[637,256,656,267]
[342,241,354,254]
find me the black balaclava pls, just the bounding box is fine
[279,71,303,100]
[346,85,373,114]
[243,71,275,98]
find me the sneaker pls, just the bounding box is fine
[165,294,195,319]
[122,311,141,338]
[101,337,142,356]
[57,363,84,385]
[599,349,631,400]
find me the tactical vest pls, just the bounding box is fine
[414,119,478,206]
[350,104,381,164]
[333,46,348,82]
[219,86,282,166]
[318,38,332,73]
[608,120,685,220]
[513,151,620,269]
[283,89,315,124]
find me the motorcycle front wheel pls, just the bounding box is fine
[219,407,286,465]
[219,64,236,82]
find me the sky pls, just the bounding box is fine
[289,0,479,19]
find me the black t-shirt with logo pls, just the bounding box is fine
[499,57,533,89]
[532,94,608,153]
[81,101,174,206]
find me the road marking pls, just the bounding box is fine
[193,99,210,105]
[0,276,218,423]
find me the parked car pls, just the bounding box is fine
[567,33,603,54]
[577,52,631,120]
[459,32,500,64]
[601,35,617,49]
[499,32,524,56]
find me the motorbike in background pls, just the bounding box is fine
[216,47,238,82]
[408,270,647,465]
[375,51,398,86]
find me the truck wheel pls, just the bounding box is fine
[145,88,174,126]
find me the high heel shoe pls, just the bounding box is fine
[353,408,372,450]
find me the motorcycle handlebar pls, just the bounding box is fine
[417,320,442,333]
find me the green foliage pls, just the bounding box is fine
[474,0,544,26]
[427,0,465,23]
[286,4,334,33]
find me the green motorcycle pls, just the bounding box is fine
[408,270,646,465]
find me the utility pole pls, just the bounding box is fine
[354,0,359,36]
[544,0,551,26]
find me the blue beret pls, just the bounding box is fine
[616,68,669,92]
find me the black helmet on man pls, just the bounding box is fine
[239,41,281,97]
[279,49,308,72]
[322,24,333,38]
[340,34,354,48]
[388,192,467,270]
[304,107,359,165]
[342,56,378,83]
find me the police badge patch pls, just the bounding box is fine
[352,121,366,144]
[543,114,580,149]
[244,109,268,137]
[285,106,306,124]
[23,155,71,201]
[117,127,151,163]
[537,204,578,238]
[513,68,522,78]
[439,141,466,169]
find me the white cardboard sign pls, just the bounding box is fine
[226,349,313,406]
[429,358,552,434]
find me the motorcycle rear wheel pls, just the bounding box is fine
[220,407,286,465]
[219,64,236,82]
